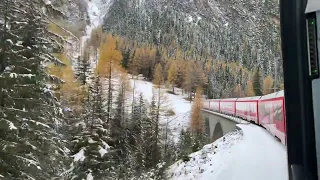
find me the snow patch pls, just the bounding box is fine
[8,121,17,130]
[186,15,193,23]
[98,146,108,157]
[130,78,192,142]
[87,170,94,180]
[88,138,97,144]
[72,148,86,162]
[9,73,17,78]
[44,0,51,5]
[6,39,14,45]
[28,119,50,128]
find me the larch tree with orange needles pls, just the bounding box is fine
[48,53,87,114]
[190,87,207,151]
[190,87,204,135]
[97,33,123,124]
[167,61,178,94]
[246,80,255,97]
[263,75,274,95]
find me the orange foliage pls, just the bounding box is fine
[190,87,204,134]
[97,33,123,76]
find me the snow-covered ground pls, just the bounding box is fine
[81,0,113,70]
[130,77,192,142]
[167,124,288,180]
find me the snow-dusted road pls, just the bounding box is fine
[168,123,288,180]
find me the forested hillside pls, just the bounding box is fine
[102,0,283,98]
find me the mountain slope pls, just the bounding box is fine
[102,0,282,78]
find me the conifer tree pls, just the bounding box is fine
[76,41,90,85]
[90,26,103,59]
[263,75,274,95]
[97,33,123,124]
[121,49,131,69]
[253,68,263,96]
[246,80,255,96]
[129,94,148,173]
[190,87,206,151]
[168,61,178,93]
[147,95,162,168]
[0,0,69,178]
[190,88,204,134]
[232,84,242,98]
[153,63,164,135]
[153,63,164,86]
[70,75,113,180]
[178,129,193,159]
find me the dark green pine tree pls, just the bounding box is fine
[191,132,207,153]
[163,138,178,167]
[110,80,134,179]
[121,49,130,69]
[129,98,143,169]
[253,67,263,96]
[178,129,193,160]
[70,75,114,180]
[75,50,90,86]
[146,95,162,169]
[0,0,69,179]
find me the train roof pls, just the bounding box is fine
[220,98,238,101]
[260,90,284,100]
[236,96,262,101]
[205,99,220,101]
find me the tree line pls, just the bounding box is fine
[90,26,283,100]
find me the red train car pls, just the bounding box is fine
[203,100,211,110]
[235,96,261,124]
[209,99,220,112]
[220,98,237,116]
[202,90,286,145]
[258,90,286,144]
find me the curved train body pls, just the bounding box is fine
[203,90,286,145]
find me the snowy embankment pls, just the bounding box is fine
[167,124,288,180]
[130,77,192,142]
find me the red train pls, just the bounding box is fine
[203,90,286,145]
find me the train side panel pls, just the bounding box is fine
[258,91,285,144]
[209,100,220,112]
[203,100,210,110]
[236,96,261,124]
[220,98,237,116]
[236,101,259,123]
[202,99,220,112]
